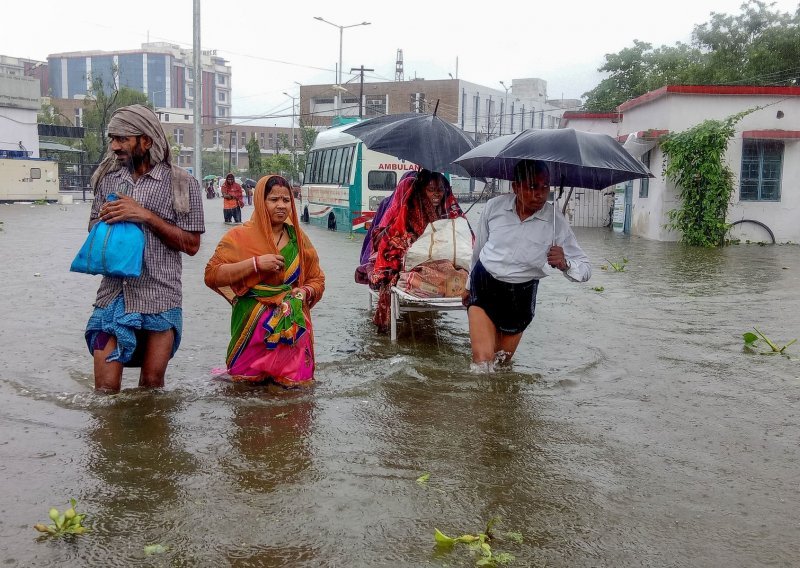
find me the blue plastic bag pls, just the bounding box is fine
[70,194,146,277]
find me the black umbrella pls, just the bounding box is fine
[453,128,652,188]
[453,128,653,243]
[343,110,477,177]
[243,178,257,188]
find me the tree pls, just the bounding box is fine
[694,0,800,84]
[583,41,707,111]
[296,124,318,183]
[82,75,150,163]
[274,133,297,181]
[246,134,264,180]
[37,100,82,156]
[37,100,71,126]
[166,133,181,163]
[201,151,224,179]
[582,0,800,111]
[277,133,290,153]
[262,154,293,179]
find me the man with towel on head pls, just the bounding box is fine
[84,104,205,392]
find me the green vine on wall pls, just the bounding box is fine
[659,109,754,247]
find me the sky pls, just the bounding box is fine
[4,0,800,127]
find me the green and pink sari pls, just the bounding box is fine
[225,230,314,386]
[205,175,326,388]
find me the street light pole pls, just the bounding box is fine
[283,91,296,183]
[313,16,371,117]
[192,0,202,182]
[499,81,511,137]
[149,89,167,122]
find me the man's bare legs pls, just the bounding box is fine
[467,306,524,367]
[93,336,124,392]
[93,329,174,391]
[495,331,524,364]
[138,329,174,388]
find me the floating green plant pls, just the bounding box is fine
[743,327,796,355]
[591,286,605,292]
[33,499,89,536]
[144,544,168,555]
[602,257,628,272]
[434,517,521,566]
[416,472,431,484]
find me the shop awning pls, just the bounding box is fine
[39,141,82,153]
[621,130,669,157]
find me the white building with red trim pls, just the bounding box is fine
[566,86,800,243]
[560,111,622,138]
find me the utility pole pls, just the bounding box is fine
[351,65,374,118]
[499,81,510,136]
[474,92,479,141]
[314,17,371,117]
[283,92,297,183]
[228,130,234,173]
[192,0,202,181]
[487,95,492,139]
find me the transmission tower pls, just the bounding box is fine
[395,49,404,82]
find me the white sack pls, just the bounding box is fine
[404,217,473,271]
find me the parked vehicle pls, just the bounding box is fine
[300,122,419,232]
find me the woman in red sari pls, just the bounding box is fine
[205,175,325,387]
[370,169,466,332]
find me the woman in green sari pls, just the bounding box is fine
[205,175,325,387]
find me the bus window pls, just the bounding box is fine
[309,150,321,183]
[339,146,353,185]
[327,148,339,183]
[368,170,397,191]
[321,150,333,184]
[341,145,354,183]
[331,147,343,184]
[304,152,313,182]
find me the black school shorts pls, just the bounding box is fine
[467,260,539,334]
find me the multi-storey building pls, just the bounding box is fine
[44,94,297,172]
[0,54,48,94]
[297,77,573,141]
[46,42,231,125]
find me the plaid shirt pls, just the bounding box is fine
[90,162,205,313]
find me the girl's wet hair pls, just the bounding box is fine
[412,169,449,195]
[265,175,290,196]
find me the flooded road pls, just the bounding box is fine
[1,198,799,566]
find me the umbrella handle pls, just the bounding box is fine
[553,178,565,246]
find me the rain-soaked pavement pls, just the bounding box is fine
[1,197,799,567]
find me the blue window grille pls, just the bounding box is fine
[740,139,783,201]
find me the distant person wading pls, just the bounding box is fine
[221,173,244,223]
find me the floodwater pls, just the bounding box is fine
[1,197,799,567]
